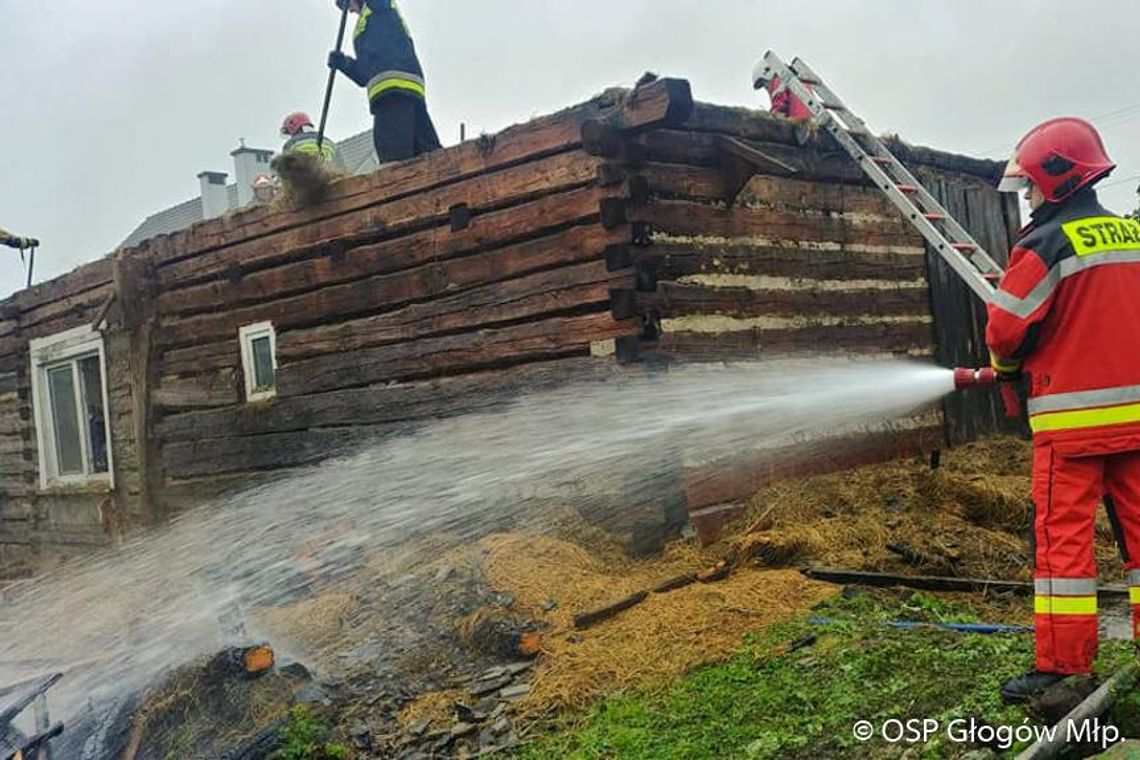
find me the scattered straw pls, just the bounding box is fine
[399,688,466,728]
[252,592,360,654]
[475,531,834,715]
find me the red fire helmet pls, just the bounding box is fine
[280,112,314,137]
[998,117,1115,203]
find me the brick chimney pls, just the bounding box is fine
[231,141,275,207]
[197,171,230,220]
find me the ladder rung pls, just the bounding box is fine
[822,102,847,112]
[923,213,946,221]
[896,184,919,193]
[870,156,892,164]
[983,273,1002,281]
[798,77,820,86]
[951,243,977,251]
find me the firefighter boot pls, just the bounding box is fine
[1000,669,1067,704]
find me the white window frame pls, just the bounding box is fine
[239,321,278,402]
[29,325,115,491]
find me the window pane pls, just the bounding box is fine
[47,365,83,475]
[78,355,109,474]
[251,336,275,391]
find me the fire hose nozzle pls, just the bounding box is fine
[953,367,998,390]
[952,366,1021,419]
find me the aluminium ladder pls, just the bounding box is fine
[756,51,1004,303]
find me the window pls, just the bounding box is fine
[29,326,113,489]
[239,322,278,402]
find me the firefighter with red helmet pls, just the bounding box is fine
[986,117,1140,702]
[280,111,342,168]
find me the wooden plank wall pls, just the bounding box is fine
[586,104,1014,541]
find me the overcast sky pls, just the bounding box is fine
[3,0,1139,297]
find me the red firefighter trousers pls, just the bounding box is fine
[1033,445,1140,673]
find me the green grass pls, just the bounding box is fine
[513,591,1137,759]
[273,705,349,760]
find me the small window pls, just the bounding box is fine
[29,326,113,489]
[239,322,278,402]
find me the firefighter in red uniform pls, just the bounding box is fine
[986,117,1140,702]
[751,66,813,121]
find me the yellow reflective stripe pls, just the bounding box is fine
[1062,216,1140,256]
[1131,588,1140,605]
[368,78,426,100]
[292,142,337,161]
[354,5,371,39]
[1035,595,1097,615]
[1030,401,1140,433]
[990,352,1021,373]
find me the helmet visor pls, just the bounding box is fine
[997,174,1032,194]
[997,157,1031,194]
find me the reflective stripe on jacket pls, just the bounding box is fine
[282,132,339,164]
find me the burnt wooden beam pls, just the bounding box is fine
[152,370,239,412]
[631,199,921,249]
[599,198,628,230]
[580,123,649,166]
[588,78,693,134]
[277,313,641,396]
[16,284,114,335]
[11,258,115,313]
[647,321,934,363]
[640,282,930,320]
[614,335,642,364]
[609,289,638,320]
[163,427,390,480]
[573,591,649,629]
[714,134,798,205]
[605,245,633,272]
[681,102,1004,180]
[631,243,928,283]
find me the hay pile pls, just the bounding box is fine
[271,153,342,207]
[722,435,1124,581]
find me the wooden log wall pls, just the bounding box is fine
[583,103,1017,541]
[142,78,691,499]
[0,258,133,576]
